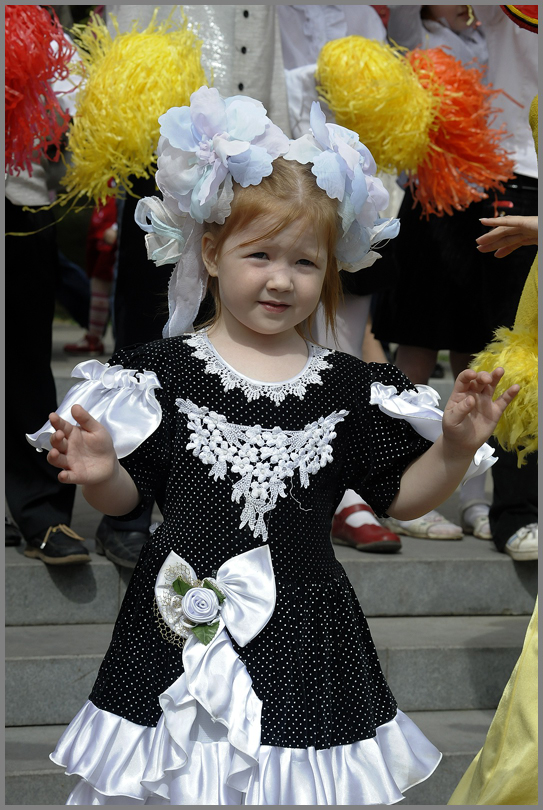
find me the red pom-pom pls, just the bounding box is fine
[407,48,516,218]
[5,5,75,176]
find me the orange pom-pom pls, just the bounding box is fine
[5,5,74,176]
[407,48,516,218]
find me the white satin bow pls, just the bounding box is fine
[369,382,497,482]
[155,545,276,648]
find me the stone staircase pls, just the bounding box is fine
[5,326,538,805]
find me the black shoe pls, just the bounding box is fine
[5,516,23,547]
[24,524,90,565]
[95,523,148,569]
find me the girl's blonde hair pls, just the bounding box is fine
[202,157,342,341]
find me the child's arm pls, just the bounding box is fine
[387,368,518,520]
[47,405,141,516]
[476,216,538,258]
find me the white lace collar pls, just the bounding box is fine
[184,331,333,405]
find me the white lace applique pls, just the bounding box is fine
[184,332,333,405]
[177,398,349,540]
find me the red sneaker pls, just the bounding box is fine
[332,504,402,553]
[63,333,105,356]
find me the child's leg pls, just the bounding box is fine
[385,344,463,539]
[88,277,112,338]
[394,344,438,385]
[449,351,491,539]
[314,295,401,553]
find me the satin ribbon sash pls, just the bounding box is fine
[369,382,497,482]
[155,545,276,648]
[25,359,162,459]
[155,546,275,789]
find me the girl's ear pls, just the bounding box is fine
[202,232,219,277]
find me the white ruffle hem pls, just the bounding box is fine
[52,699,441,805]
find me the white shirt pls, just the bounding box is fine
[106,5,291,135]
[278,5,386,138]
[386,4,488,67]
[473,5,538,178]
[278,4,386,70]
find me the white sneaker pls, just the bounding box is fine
[505,524,538,561]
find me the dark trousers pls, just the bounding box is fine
[5,200,76,539]
[490,441,538,552]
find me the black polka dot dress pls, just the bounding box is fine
[50,332,442,805]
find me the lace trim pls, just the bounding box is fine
[184,332,333,405]
[177,398,348,540]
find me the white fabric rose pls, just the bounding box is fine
[183,587,220,624]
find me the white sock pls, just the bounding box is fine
[336,490,380,527]
[459,471,489,509]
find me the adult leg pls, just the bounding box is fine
[490,444,538,560]
[5,201,86,563]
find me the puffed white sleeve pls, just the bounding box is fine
[369,381,497,483]
[25,358,162,458]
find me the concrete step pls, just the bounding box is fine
[4,709,495,805]
[6,533,537,625]
[5,615,529,726]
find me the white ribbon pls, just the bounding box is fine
[369,382,497,482]
[25,360,162,459]
[155,546,275,793]
[155,545,275,648]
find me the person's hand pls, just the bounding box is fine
[47,405,118,485]
[476,216,538,258]
[442,368,519,456]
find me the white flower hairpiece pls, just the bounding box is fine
[155,85,290,225]
[135,89,400,337]
[284,102,400,271]
[135,85,290,337]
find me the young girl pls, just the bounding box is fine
[28,86,518,805]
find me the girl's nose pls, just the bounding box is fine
[267,262,293,292]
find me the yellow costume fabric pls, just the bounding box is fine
[449,95,538,807]
[448,599,538,805]
[470,96,538,464]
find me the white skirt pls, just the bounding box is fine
[52,698,441,805]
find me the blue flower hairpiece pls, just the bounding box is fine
[155,85,290,225]
[284,102,400,271]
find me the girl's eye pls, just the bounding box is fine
[297,258,315,266]
[250,252,268,260]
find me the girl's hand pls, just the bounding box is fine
[442,368,519,456]
[47,405,118,485]
[476,216,538,258]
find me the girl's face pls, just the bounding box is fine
[202,216,328,340]
[425,5,474,32]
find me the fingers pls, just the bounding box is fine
[495,384,520,413]
[71,404,101,432]
[479,216,525,229]
[47,445,69,471]
[49,411,73,437]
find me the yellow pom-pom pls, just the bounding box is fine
[471,326,538,465]
[316,36,440,174]
[58,8,207,209]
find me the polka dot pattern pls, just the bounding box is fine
[89,336,431,748]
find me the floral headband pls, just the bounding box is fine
[135,86,399,337]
